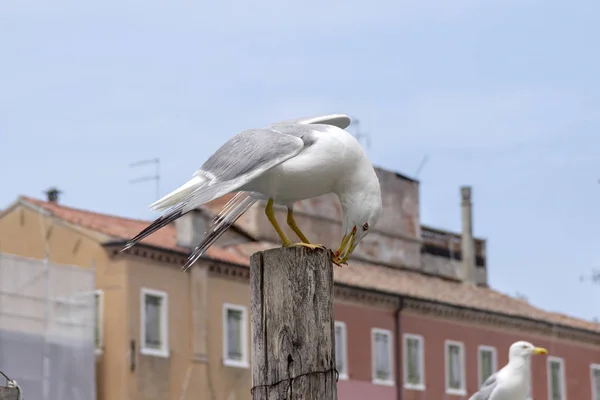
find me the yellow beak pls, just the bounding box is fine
[340,235,357,263]
[335,228,357,261]
[532,347,548,355]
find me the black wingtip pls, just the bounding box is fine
[119,207,185,254]
[120,242,134,253]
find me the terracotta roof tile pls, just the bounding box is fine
[20,196,248,266]
[17,196,600,334]
[225,242,600,334]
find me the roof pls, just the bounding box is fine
[224,242,600,333]
[12,195,600,334]
[18,196,248,266]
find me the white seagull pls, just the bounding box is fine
[468,341,548,400]
[122,114,382,271]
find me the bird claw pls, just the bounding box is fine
[332,254,348,268]
[286,242,326,250]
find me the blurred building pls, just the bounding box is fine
[0,167,598,400]
[0,252,96,399]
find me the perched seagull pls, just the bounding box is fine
[121,114,382,271]
[468,341,548,400]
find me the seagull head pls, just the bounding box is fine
[335,174,382,263]
[509,341,548,362]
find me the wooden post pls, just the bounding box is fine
[0,387,19,400]
[250,247,337,400]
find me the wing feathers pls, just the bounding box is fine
[121,128,304,260]
[468,372,499,400]
[270,113,352,130]
[180,192,258,271]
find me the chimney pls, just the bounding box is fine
[175,208,207,250]
[460,186,476,284]
[44,187,62,203]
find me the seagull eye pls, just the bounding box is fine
[522,345,528,349]
[362,223,369,231]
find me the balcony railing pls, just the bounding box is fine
[420,225,486,267]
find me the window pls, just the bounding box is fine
[547,356,566,400]
[478,346,497,386]
[591,364,600,400]
[334,321,348,379]
[371,328,394,385]
[140,288,169,357]
[223,303,248,368]
[94,290,103,353]
[403,334,425,390]
[445,340,466,395]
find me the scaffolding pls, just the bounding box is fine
[0,252,96,400]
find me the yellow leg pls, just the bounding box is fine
[286,208,311,243]
[265,200,325,250]
[265,199,292,247]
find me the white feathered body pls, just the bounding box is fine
[470,363,530,400]
[241,125,368,206]
[490,365,529,399]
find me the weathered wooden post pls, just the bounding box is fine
[0,387,19,400]
[250,247,337,400]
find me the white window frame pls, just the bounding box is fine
[140,288,169,358]
[371,328,394,386]
[222,303,249,368]
[591,363,600,400]
[445,340,466,396]
[477,345,497,386]
[94,289,104,355]
[547,356,566,400]
[334,321,348,380]
[403,333,425,390]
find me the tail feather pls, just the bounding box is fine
[121,178,250,253]
[181,192,257,271]
[150,175,206,212]
[120,207,185,252]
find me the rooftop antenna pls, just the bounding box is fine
[349,117,371,150]
[580,269,600,284]
[414,154,429,178]
[129,158,161,200]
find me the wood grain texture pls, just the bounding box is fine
[250,247,337,400]
[0,387,19,400]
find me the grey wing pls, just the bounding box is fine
[269,113,352,130]
[199,127,305,183]
[121,128,305,254]
[468,373,499,400]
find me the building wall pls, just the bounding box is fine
[0,204,129,400]
[125,256,192,400]
[206,273,253,400]
[334,300,397,400]
[399,311,600,400]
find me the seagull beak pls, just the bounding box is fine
[532,347,548,355]
[340,235,357,263]
[334,227,357,260]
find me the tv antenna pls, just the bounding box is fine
[349,117,371,149]
[580,269,600,284]
[129,158,161,200]
[414,154,429,178]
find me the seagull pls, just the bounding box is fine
[121,114,382,271]
[468,341,548,400]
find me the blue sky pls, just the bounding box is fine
[1,0,598,321]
